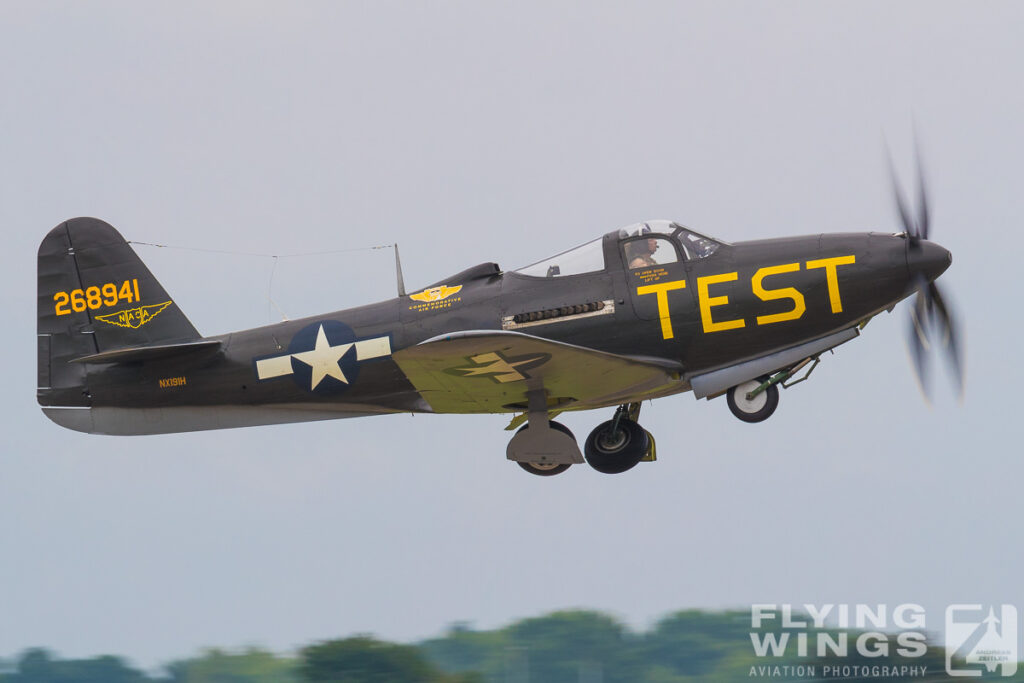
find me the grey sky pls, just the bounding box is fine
[2,0,1022,670]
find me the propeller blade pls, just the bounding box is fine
[888,153,919,240]
[906,292,931,399]
[928,281,963,397]
[913,130,931,241]
[890,136,963,400]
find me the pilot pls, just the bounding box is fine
[627,230,659,269]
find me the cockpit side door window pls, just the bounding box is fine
[621,233,696,343]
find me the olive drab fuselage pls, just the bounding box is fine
[43,229,932,411]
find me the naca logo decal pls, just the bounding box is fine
[254,320,391,395]
[96,301,172,329]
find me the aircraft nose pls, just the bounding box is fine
[907,239,952,282]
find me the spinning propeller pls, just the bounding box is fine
[888,147,963,399]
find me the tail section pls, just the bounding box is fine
[37,217,200,407]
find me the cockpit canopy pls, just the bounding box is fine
[514,220,726,277]
[514,237,606,278]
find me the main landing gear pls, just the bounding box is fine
[584,403,653,474]
[514,421,575,476]
[507,401,656,476]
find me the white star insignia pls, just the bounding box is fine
[290,324,354,390]
[254,325,392,391]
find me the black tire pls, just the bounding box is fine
[518,461,571,476]
[584,418,648,474]
[726,376,779,423]
[515,421,574,476]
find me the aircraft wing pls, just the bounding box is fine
[391,330,685,414]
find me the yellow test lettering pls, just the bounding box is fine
[752,263,806,325]
[806,255,856,313]
[636,279,688,339]
[698,272,745,333]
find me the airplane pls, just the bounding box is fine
[36,177,960,476]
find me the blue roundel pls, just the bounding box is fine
[286,320,360,395]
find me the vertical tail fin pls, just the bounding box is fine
[37,217,200,406]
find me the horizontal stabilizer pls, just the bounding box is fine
[69,339,222,365]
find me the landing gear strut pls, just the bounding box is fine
[584,403,652,474]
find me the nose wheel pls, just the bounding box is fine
[584,403,651,474]
[726,376,779,423]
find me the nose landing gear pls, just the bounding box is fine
[724,356,821,423]
[726,376,779,423]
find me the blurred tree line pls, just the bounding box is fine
[2,609,1022,682]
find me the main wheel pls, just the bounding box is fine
[727,376,779,423]
[515,421,574,476]
[518,461,571,476]
[584,418,648,474]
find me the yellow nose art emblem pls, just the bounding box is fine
[409,284,463,302]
